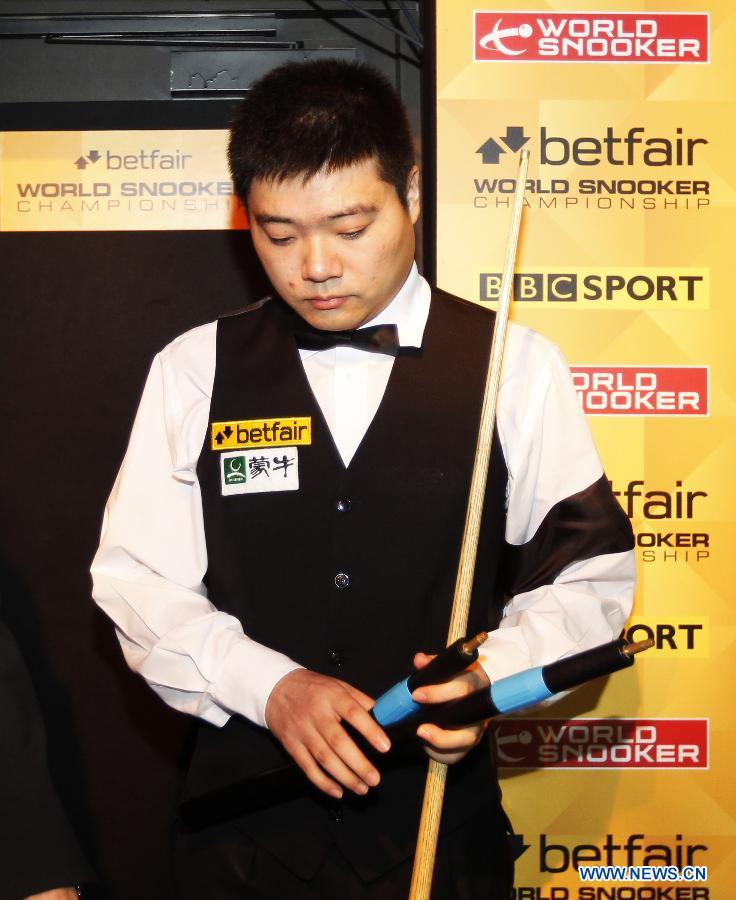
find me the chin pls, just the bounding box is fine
[307,311,358,332]
[302,302,365,331]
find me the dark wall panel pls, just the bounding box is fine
[1,224,269,897]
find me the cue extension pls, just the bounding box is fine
[178,636,653,829]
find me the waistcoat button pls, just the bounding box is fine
[329,802,342,823]
[336,498,351,512]
[330,651,345,666]
[334,572,350,589]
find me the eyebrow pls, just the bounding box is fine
[254,204,378,227]
[328,204,378,220]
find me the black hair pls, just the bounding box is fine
[228,59,416,207]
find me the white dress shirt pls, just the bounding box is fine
[91,263,635,730]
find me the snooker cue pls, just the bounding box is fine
[407,149,530,900]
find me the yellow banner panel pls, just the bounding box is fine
[0,130,246,232]
[438,1,735,894]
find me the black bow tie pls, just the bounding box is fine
[293,321,400,355]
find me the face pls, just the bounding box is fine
[247,158,420,331]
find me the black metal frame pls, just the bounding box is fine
[419,0,436,284]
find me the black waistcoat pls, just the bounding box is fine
[187,288,511,880]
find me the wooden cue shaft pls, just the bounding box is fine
[407,149,530,900]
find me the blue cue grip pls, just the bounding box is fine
[372,678,421,726]
[489,666,553,714]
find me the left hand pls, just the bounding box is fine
[411,653,491,765]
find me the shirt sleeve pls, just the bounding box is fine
[90,332,302,729]
[477,325,636,683]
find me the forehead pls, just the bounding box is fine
[249,158,391,222]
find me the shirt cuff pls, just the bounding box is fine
[212,636,303,728]
[476,631,540,684]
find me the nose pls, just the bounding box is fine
[301,235,342,284]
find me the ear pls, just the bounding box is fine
[406,165,421,224]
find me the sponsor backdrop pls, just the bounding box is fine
[1,4,732,897]
[436,1,734,897]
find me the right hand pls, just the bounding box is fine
[265,669,391,799]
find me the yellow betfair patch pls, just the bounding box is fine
[210,417,312,451]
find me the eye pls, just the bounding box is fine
[267,235,294,246]
[341,227,366,240]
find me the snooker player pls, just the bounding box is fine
[91,60,635,899]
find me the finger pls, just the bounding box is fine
[340,695,391,755]
[289,742,344,799]
[416,722,485,752]
[424,746,467,765]
[412,675,477,704]
[341,681,379,714]
[309,732,374,795]
[327,711,385,787]
[412,662,489,703]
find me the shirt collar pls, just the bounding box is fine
[358,261,430,349]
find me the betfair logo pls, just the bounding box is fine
[211,417,311,451]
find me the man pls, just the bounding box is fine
[91,60,635,899]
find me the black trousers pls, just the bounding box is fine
[175,803,514,900]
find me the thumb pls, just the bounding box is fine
[413,652,436,670]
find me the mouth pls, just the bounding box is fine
[305,295,351,311]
